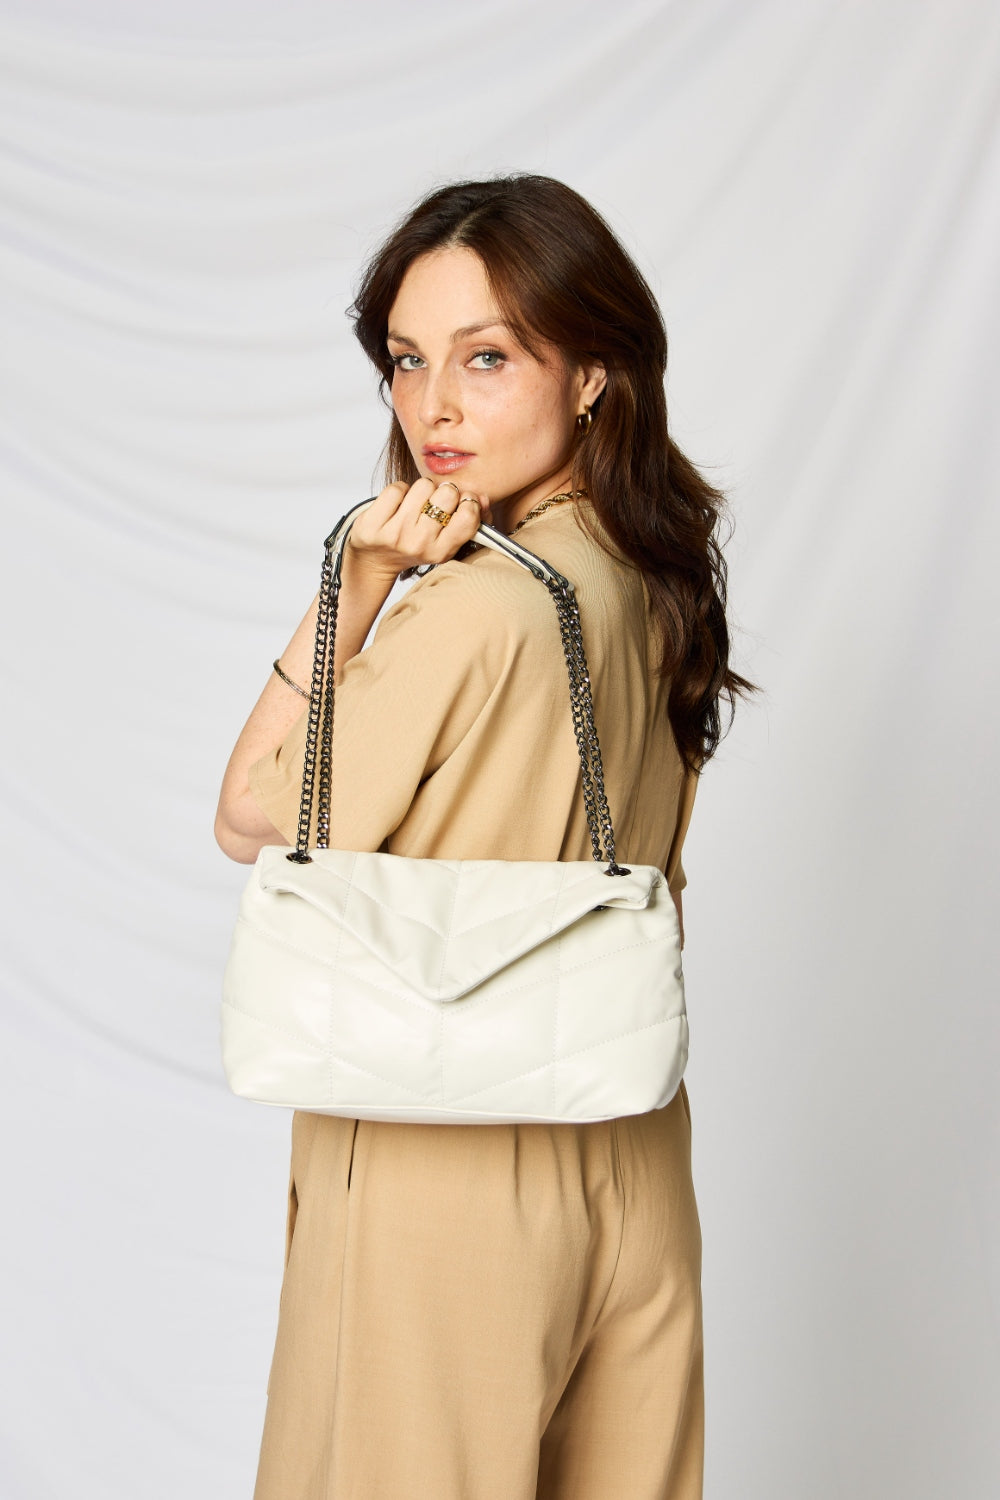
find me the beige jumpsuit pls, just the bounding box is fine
[248,501,703,1499]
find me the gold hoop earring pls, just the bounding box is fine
[576,405,593,435]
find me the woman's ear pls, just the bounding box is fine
[580,359,607,410]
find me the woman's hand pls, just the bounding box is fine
[215,478,490,863]
[346,478,491,583]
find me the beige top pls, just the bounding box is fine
[250,500,696,890]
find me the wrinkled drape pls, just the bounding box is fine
[1,3,997,1495]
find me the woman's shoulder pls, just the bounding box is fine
[384,524,562,631]
[464,501,638,600]
[372,500,645,666]
[360,536,554,697]
[511,501,646,619]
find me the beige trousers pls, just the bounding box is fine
[253,1081,703,1500]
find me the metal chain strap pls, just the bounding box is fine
[548,584,603,862]
[289,538,337,862]
[544,580,626,875]
[289,528,628,875]
[314,581,340,851]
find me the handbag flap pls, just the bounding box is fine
[255,847,664,1002]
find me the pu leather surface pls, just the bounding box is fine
[222,847,688,1124]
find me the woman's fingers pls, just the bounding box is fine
[413,477,461,531]
[419,485,488,561]
[350,478,487,572]
[364,479,410,527]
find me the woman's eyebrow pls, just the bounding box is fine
[451,320,507,342]
[386,320,507,347]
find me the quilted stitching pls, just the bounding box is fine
[223,851,687,1122]
[448,1014,687,1105]
[220,995,326,1053]
[262,850,626,939]
[255,849,662,1003]
[238,912,670,1010]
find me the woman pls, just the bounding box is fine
[217,174,751,1500]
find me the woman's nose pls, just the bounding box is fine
[418,365,461,426]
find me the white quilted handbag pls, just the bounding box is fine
[221,501,688,1124]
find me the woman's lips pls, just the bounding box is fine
[423,447,474,476]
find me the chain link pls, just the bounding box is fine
[545,581,626,874]
[290,540,336,862]
[290,530,628,874]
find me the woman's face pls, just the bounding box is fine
[386,247,605,518]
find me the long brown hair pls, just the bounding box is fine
[351,174,755,772]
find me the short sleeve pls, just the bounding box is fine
[249,562,508,850]
[664,767,698,894]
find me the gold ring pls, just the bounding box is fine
[420,500,452,527]
[436,480,461,494]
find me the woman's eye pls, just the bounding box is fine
[390,353,423,372]
[469,349,505,370]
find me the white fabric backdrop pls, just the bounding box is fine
[1,2,997,1495]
